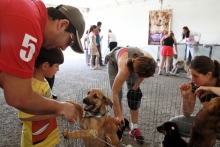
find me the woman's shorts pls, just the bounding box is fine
[160,46,174,56]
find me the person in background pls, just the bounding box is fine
[19,47,64,147]
[84,30,90,66]
[105,46,157,145]
[89,25,100,70]
[108,29,118,51]
[178,26,201,62]
[94,21,105,66]
[158,31,178,76]
[169,56,220,139]
[0,1,85,125]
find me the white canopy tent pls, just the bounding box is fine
[43,0,220,60]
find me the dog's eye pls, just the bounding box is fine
[87,91,90,95]
[93,94,98,99]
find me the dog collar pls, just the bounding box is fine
[84,111,106,118]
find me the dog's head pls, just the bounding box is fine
[176,61,185,69]
[157,122,180,138]
[203,97,220,116]
[155,12,167,26]
[83,88,113,114]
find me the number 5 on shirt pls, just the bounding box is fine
[20,34,37,62]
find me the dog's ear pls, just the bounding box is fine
[207,104,220,115]
[203,101,209,107]
[103,96,113,108]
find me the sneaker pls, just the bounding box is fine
[165,72,169,76]
[129,128,144,145]
[158,70,162,75]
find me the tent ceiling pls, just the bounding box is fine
[42,0,156,11]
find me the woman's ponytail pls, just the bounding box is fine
[127,58,134,71]
[213,60,220,78]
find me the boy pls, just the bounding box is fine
[18,47,64,147]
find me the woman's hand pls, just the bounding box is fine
[180,82,192,98]
[194,86,211,98]
[117,114,125,126]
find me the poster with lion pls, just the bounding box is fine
[148,9,172,45]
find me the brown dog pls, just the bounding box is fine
[62,88,122,147]
[188,97,220,147]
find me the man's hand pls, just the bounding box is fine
[59,102,78,124]
[1,72,78,120]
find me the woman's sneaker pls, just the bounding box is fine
[129,128,144,145]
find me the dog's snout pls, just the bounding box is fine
[83,98,89,104]
[156,126,162,132]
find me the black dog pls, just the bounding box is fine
[117,118,130,141]
[157,122,187,147]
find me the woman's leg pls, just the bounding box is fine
[94,54,100,69]
[190,46,199,59]
[90,55,94,69]
[159,55,166,74]
[165,56,172,74]
[126,80,144,144]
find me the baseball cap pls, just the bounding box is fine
[57,5,85,54]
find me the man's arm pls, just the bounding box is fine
[0,72,77,123]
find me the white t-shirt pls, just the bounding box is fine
[178,31,201,45]
[108,32,117,42]
[89,32,96,48]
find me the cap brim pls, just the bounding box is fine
[71,30,84,54]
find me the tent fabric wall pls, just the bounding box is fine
[85,0,220,59]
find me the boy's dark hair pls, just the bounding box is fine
[35,47,64,68]
[97,21,102,26]
[47,5,76,34]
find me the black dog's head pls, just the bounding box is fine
[157,122,180,138]
[117,118,130,140]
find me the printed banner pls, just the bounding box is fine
[148,9,172,45]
